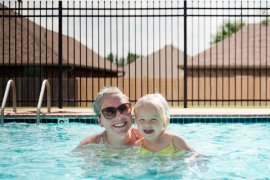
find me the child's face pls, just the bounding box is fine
[134,103,166,140]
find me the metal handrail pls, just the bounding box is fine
[1,80,17,124]
[36,79,51,124]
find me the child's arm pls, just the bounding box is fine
[172,135,201,161]
[172,135,195,151]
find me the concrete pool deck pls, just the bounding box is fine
[2,107,270,117]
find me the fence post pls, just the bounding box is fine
[58,1,63,108]
[184,0,187,108]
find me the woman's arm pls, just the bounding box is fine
[79,132,103,145]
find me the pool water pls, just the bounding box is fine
[0,123,270,179]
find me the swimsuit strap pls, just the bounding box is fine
[101,131,106,143]
[170,135,177,151]
[131,128,139,140]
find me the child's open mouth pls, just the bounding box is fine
[143,129,154,134]
[112,122,127,128]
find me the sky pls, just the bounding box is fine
[5,0,270,58]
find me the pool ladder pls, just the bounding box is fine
[1,80,17,124]
[36,79,51,124]
[0,79,51,124]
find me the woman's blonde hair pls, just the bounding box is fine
[92,87,129,116]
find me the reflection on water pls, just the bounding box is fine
[71,144,210,179]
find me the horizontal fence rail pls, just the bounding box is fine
[0,1,269,107]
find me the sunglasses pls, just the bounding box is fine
[100,103,132,119]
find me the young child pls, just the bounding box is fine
[134,93,196,156]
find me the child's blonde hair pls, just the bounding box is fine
[134,93,170,127]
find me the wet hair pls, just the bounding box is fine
[134,93,170,124]
[92,87,129,116]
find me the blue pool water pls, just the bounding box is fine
[0,123,270,179]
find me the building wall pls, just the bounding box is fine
[187,69,270,107]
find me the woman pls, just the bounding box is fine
[78,87,142,150]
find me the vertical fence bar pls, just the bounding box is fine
[252,2,255,106]
[1,2,4,100]
[128,1,130,98]
[159,1,161,94]
[67,1,70,106]
[21,1,23,105]
[85,1,88,106]
[165,1,167,99]
[135,1,137,101]
[91,1,94,103]
[39,1,42,102]
[79,1,82,106]
[140,1,143,97]
[177,1,180,106]
[27,1,29,106]
[266,1,269,106]
[146,1,149,94]
[240,1,243,106]
[73,1,76,106]
[198,1,201,107]
[234,1,237,106]
[153,1,155,94]
[209,0,212,106]
[259,1,262,106]
[52,1,55,106]
[104,1,106,87]
[191,0,194,107]
[222,1,224,106]
[45,1,48,79]
[33,1,36,105]
[204,1,206,106]
[15,1,17,104]
[216,1,219,106]
[184,0,187,108]
[98,1,100,91]
[110,1,112,86]
[228,1,231,106]
[171,1,173,105]
[8,1,10,84]
[121,1,124,92]
[58,1,63,108]
[247,1,249,106]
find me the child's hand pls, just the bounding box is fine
[184,152,201,163]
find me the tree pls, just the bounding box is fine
[211,21,245,44]
[107,53,114,63]
[127,53,140,64]
[106,52,141,67]
[261,18,270,25]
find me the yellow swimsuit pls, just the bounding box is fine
[139,136,185,156]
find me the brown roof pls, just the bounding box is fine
[185,24,270,69]
[124,44,188,78]
[0,4,121,74]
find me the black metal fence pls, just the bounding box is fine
[0,1,269,107]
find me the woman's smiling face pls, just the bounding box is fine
[99,94,133,136]
[134,103,166,140]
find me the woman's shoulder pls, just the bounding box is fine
[79,132,103,145]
